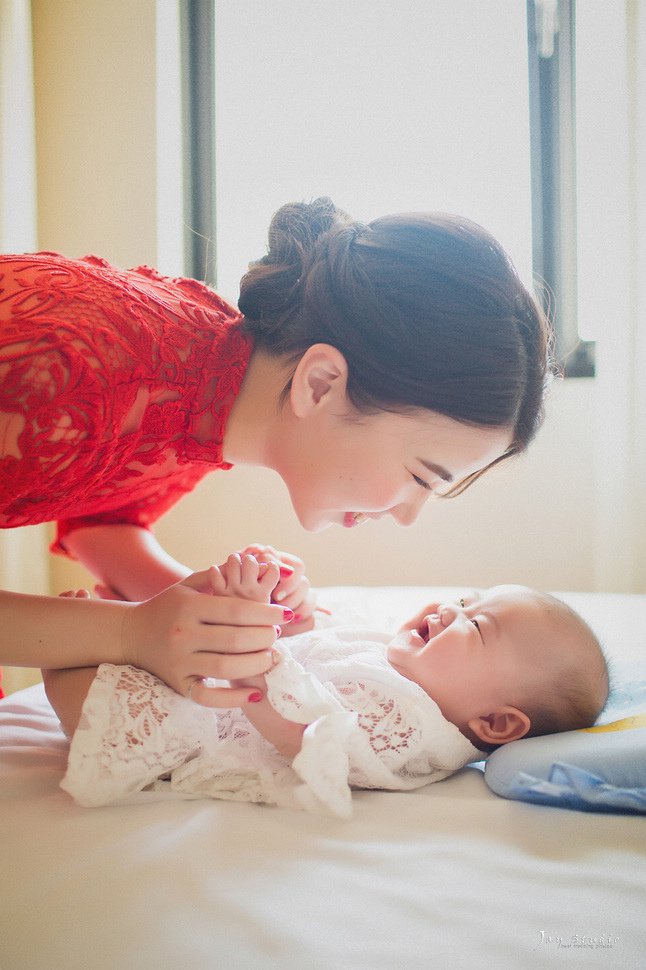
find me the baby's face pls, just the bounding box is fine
[387,585,550,729]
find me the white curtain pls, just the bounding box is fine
[0,0,50,605]
[579,1,646,592]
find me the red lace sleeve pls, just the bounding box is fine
[0,252,252,551]
[51,457,212,556]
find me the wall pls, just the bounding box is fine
[32,0,157,265]
[31,0,604,600]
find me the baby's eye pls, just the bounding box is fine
[412,474,432,491]
[470,618,484,641]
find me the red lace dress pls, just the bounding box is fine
[0,252,253,697]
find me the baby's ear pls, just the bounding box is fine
[467,707,530,745]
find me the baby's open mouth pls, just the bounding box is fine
[418,614,444,643]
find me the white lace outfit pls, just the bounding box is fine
[61,627,481,817]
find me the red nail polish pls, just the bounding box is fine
[279,565,294,577]
[282,607,294,622]
[293,613,303,623]
[274,625,282,638]
[248,691,263,703]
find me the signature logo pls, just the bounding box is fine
[539,931,619,950]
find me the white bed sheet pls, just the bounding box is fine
[1,587,645,970]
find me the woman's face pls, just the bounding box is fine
[274,403,512,533]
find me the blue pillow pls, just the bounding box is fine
[484,662,646,813]
[484,713,646,813]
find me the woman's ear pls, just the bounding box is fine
[467,706,531,746]
[289,344,349,418]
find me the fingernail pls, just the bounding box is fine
[293,613,303,624]
[248,691,263,703]
[271,648,281,665]
[274,589,287,601]
[282,607,294,622]
[279,565,294,577]
[274,625,282,638]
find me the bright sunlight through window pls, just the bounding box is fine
[213,0,533,305]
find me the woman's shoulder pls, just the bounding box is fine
[1,251,242,323]
[125,262,241,320]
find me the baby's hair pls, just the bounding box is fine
[483,593,609,753]
[239,197,556,490]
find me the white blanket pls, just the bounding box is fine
[1,586,645,970]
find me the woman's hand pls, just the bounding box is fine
[121,568,292,707]
[239,543,316,635]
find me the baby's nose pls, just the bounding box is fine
[438,603,464,626]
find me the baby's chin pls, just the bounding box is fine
[386,631,428,679]
[387,629,426,655]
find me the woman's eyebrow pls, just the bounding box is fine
[417,459,453,483]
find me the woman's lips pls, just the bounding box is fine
[343,512,368,528]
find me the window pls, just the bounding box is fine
[527,0,594,376]
[180,0,594,376]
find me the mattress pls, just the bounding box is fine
[1,586,645,969]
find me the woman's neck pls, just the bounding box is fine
[222,349,290,467]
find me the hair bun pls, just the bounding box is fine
[239,197,353,319]
[265,197,352,265]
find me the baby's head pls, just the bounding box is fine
[388,585,608,751]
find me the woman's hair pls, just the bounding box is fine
[239,197,555,486]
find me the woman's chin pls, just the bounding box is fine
[294,508,335,532]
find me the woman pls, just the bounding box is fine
[0,197,552,704]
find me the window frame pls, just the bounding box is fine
[180,0,217,286]
[526,0,595,376]
[181,0,594,375]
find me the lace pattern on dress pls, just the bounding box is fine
[61,664,210,807]
[0,253,252,542]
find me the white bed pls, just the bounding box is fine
[2,587,645,969]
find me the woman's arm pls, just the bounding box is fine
[0,572,288,704]
[63,524,191,601]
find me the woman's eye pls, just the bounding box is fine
[412,474,432,491]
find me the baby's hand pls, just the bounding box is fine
[239,543,316,635]
[210,553,281,605]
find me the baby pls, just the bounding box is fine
[49,554,609,817]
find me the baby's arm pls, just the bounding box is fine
[237,674,307,759]
[215,554,307,759]
[42,588,96,737]
[43,666,98,738]
[238,543,316,636]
